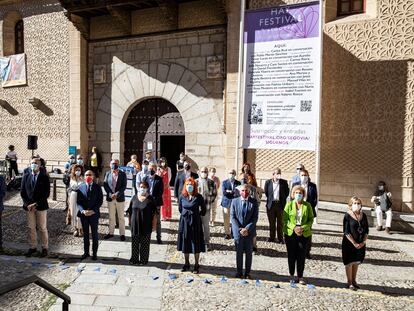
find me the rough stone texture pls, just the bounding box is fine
[0,0,70,164]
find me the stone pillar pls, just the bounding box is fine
[69,23,89,157]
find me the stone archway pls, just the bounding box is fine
[95,59,224,170]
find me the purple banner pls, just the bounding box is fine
[244,2,320,43]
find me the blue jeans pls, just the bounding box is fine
[235,236,253,275]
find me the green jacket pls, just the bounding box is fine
[283,200,314,238]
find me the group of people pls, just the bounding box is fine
[0,149,394,289]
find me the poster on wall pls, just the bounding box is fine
[0,53,27,87]
[242,1,322,151]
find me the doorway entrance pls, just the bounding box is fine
[124,98,185,181]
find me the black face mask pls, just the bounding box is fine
[150,169,156,175]
[185,165,191,170]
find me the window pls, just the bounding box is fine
[15,20,24,54]
[337,0,365,16]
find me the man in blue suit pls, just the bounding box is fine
[103,159,127,241]
[231,184,259,279]
[221,169,241,239]
[292,168,318,258]
[0,175,6,253]
[143,162,164,244]
[77,170,103,260]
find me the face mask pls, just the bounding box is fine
[111,164,119,170]
[70,158,75,164]
[276,174,281,179]
[186,184,194,193]
[138,187,148,195]
[142,165,148,172]
[85,176,93,184]
[200,173,207,179]
[241,178,247,185]
[185,165,191,170]
[300,176,308,184]
[296,169,301,174]
[150,169,156,175]
[295,193,303,202]
[378,185,384,191]
[228,174,235,181]
[77,159,83,165]
[352,204,362,212]
[240,191,249,199]
[31,163,38,171]
[75,170,81,177]
[209,172,215,177]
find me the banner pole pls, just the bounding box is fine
[235,0,246,171]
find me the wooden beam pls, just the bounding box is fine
[60,0,146,13]
[65,12,90,40]
[107,5,131,34]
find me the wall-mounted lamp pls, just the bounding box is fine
[28,97,54,116]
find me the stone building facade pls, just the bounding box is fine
[0,0,413,213]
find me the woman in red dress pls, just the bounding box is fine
[158,157,172,220]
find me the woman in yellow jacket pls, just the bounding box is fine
[283,185,314,285]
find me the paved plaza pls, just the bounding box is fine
[0,190,413,311]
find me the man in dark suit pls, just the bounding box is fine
[174,161,198,200]
[144,162,164,244]
[292,168,318,258]
[230,184,259,279]
[221,169,241,239]
[264,168,290,243]
[103,159,127,241]
[77,170,103,260]
[20,157,50,257]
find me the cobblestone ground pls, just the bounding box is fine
[162,203,414,311]
[0,188,112,311]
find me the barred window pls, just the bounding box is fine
[15,19,24,54]
[337,0,365,16]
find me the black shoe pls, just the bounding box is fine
[253,247,259,255]
[25,248,37,257]
[352,282,360,289]
[104,234,114,240]
[267,238,275,242]
[157,239,162,244]
[40,248,48,258]
[224,234,231,240]
[81,253,90,260]
[181,264,190,272]
[120,235,126,241]
[193,265,200,274]
[235,272,243,278]
[92,255,97,261]
[244,273,252,279]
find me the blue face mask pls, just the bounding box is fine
[111,164,119,170]
[77,159,84,165]
[31,163,38,171]
[142,165,148,172]
[138,187,148,195]
[295,193,303,202]
[70,158,75,164]
[186,184,194,193]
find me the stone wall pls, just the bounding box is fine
[0,0,70,169]
[241,0,414,212]
[88,27,227,175]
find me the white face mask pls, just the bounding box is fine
[352,204,362,212]
[300,175,308,183]
[200,172,207,179]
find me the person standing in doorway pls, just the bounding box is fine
[88,146,102,183]
[197,166,217,251]
[264,168,290,243]
[371,181,392,233]
[144,163,164,244]
[77,170,103,260]
[144,150,157,164]
[157,157,172,221]
[103,159,127,241]
[20,157,50,257]
[127,154,141,195]
[176,152,186,171]
[221,169,240,239]
[5,145,18,179]
[231,184,259,279]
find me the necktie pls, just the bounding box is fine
[242,201,248,218]
[32,175,36,188]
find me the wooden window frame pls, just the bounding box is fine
[14,19,24,54]
[337,0,365,16]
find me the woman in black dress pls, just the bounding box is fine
[127,181,157,265]
[342,196,369,290]
[177,177,206,274]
